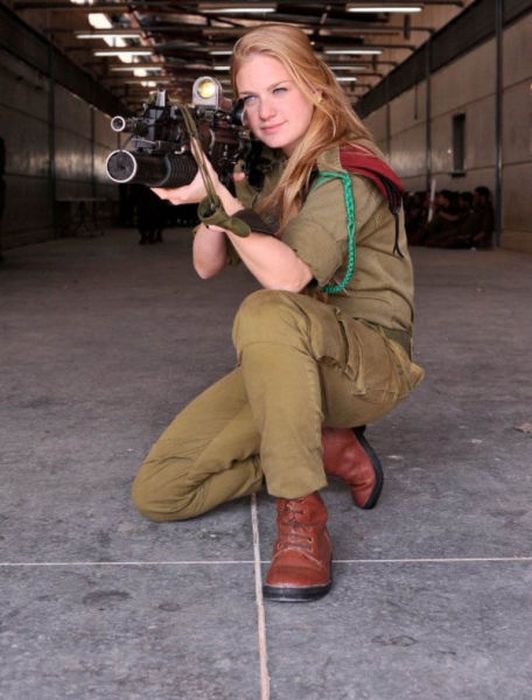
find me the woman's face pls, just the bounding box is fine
[235,53,315,156]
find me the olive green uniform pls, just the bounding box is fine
[132,143,424,521]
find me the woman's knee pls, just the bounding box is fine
[232,289,303,349]
[131,465,199,522]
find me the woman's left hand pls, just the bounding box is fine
[151,167,209,206]
[151,145,225,206]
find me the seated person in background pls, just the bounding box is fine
[423,189,461,246]
[425,190,475,248]
[458,191,474,217]
[453,186,494,249]
[404,191,427,246]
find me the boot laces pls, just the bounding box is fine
[277,500,313,552]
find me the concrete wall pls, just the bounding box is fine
[363,13,532,254]
[0,49,119,248]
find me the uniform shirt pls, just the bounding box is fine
[236,141,415,335]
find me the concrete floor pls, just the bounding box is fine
[1,228,531,700]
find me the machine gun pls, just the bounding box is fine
[105,77,250,191]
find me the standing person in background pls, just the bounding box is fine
[132,24,424,602]
[0,137,6,263]
[132,183,168,245]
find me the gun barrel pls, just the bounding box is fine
[110,116,127,133]
[105,149,198,188]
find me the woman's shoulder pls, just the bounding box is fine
[316,139,385,172]
[316,140,404,206]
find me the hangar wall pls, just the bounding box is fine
[0,49,119,248]
[362,13,532,254]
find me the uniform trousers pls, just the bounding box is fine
[132,289,421,521]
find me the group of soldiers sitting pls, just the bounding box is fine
[404,186,494,249]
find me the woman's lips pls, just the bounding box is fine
[261,123,284,134]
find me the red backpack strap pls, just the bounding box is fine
[339,145,405,257]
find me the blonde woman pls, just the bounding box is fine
[132,24,423,602]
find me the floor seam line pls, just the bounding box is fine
[251,494,270,700]
[0,560,257,566]
[1,556,531,567]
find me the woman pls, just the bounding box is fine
[132,24,424,603]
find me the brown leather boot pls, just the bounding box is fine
[263,492,332,602]
[322,426,383,509]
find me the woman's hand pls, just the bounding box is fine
[151,165,210,206]
[151,141,222,201]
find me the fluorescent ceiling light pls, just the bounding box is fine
[347,4,423,12]
[200,4,276,13]
[94,50,154,57]
[336,77,358,82]
[325,49,382,55]
[329,65,368,71]
[125,80,171,87]
[88,13,113,29]
[110,66,163,72]
[209,50,233,55]
[86,15,133,49]
[213,65,230,71]
[76,32,142,40]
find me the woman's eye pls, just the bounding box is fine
[273,87,287,95]
[242,95,257,104]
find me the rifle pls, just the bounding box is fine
[105,77,250,191]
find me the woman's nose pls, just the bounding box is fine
[258,97,276,121]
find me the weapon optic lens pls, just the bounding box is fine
[196,78,217,100]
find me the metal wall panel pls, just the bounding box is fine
[357,0,532,119]
[358,11,532,251]
[0,49,119,247]
[365,108,387,144]
[430,0,494,73]
[2,175,54,243]
[94,110,120,191]
[0,3,126,118]
[94,111,119,151]
[53,84,94,200]
[0,51,53,246]
[503,81,532,164]
[388,123,427,179]
[503,17,532,86]
[430,39,495,119]
[0,51,49,121]
[390,82,426,137]
[54,85,92,135]
[503,163,532,233]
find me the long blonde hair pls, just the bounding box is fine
[231,24,373,229]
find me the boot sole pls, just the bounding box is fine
[262,581,332,603]
[353,426,384,510]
